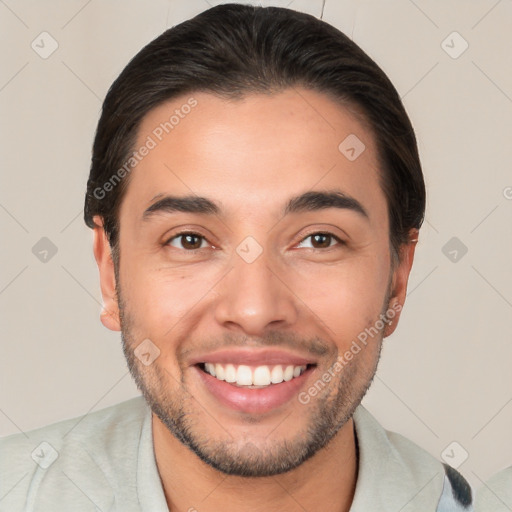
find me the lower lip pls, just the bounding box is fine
[194,365,315,414]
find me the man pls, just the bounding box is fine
[0,4,473,511]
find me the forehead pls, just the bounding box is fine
[120,88,386,223]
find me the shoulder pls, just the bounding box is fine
[0,395,147,460]
[0,396,148,511]
[475,466,512,511]
[352,405,473,511]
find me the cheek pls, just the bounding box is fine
[119,260,219,337]
[287,254,390,344]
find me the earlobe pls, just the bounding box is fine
[92,215,121,332]
[383,298,402,338]
[383,229,419,338]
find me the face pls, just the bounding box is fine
[94,88,416,477]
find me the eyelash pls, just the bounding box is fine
[164,231,345,252]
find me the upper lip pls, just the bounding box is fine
[189,349,317,367]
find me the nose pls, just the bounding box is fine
[213,245,299,336]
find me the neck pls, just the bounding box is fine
[152,414,358,512]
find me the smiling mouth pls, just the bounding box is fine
[197,362,316,388]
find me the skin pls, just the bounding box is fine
[92,87,417,512]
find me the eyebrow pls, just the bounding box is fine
[142,190,368,221]
[284,190,368,218]
[143,194,219,220]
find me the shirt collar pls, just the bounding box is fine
[136,401,446,512]
[137,403,170,511]
[349,404,445,511]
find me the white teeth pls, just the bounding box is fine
[236,365,253,385]
[203,363,307,387]
[283,365,294,381]
[215,363,225,381]
[205,363,216,377]
[224,364,237,383]
[270,365,284,384]
[253,366,271,386]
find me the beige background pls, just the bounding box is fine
[1,0,511,490]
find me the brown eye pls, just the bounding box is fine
[297,232,342,250]
[311,233,332,248]
[167,232,208,250]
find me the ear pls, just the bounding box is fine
[383,229,419,338]
[92,215,121,332]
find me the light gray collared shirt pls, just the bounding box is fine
[0,396,473,511]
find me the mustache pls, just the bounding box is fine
[178,330,332,360]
